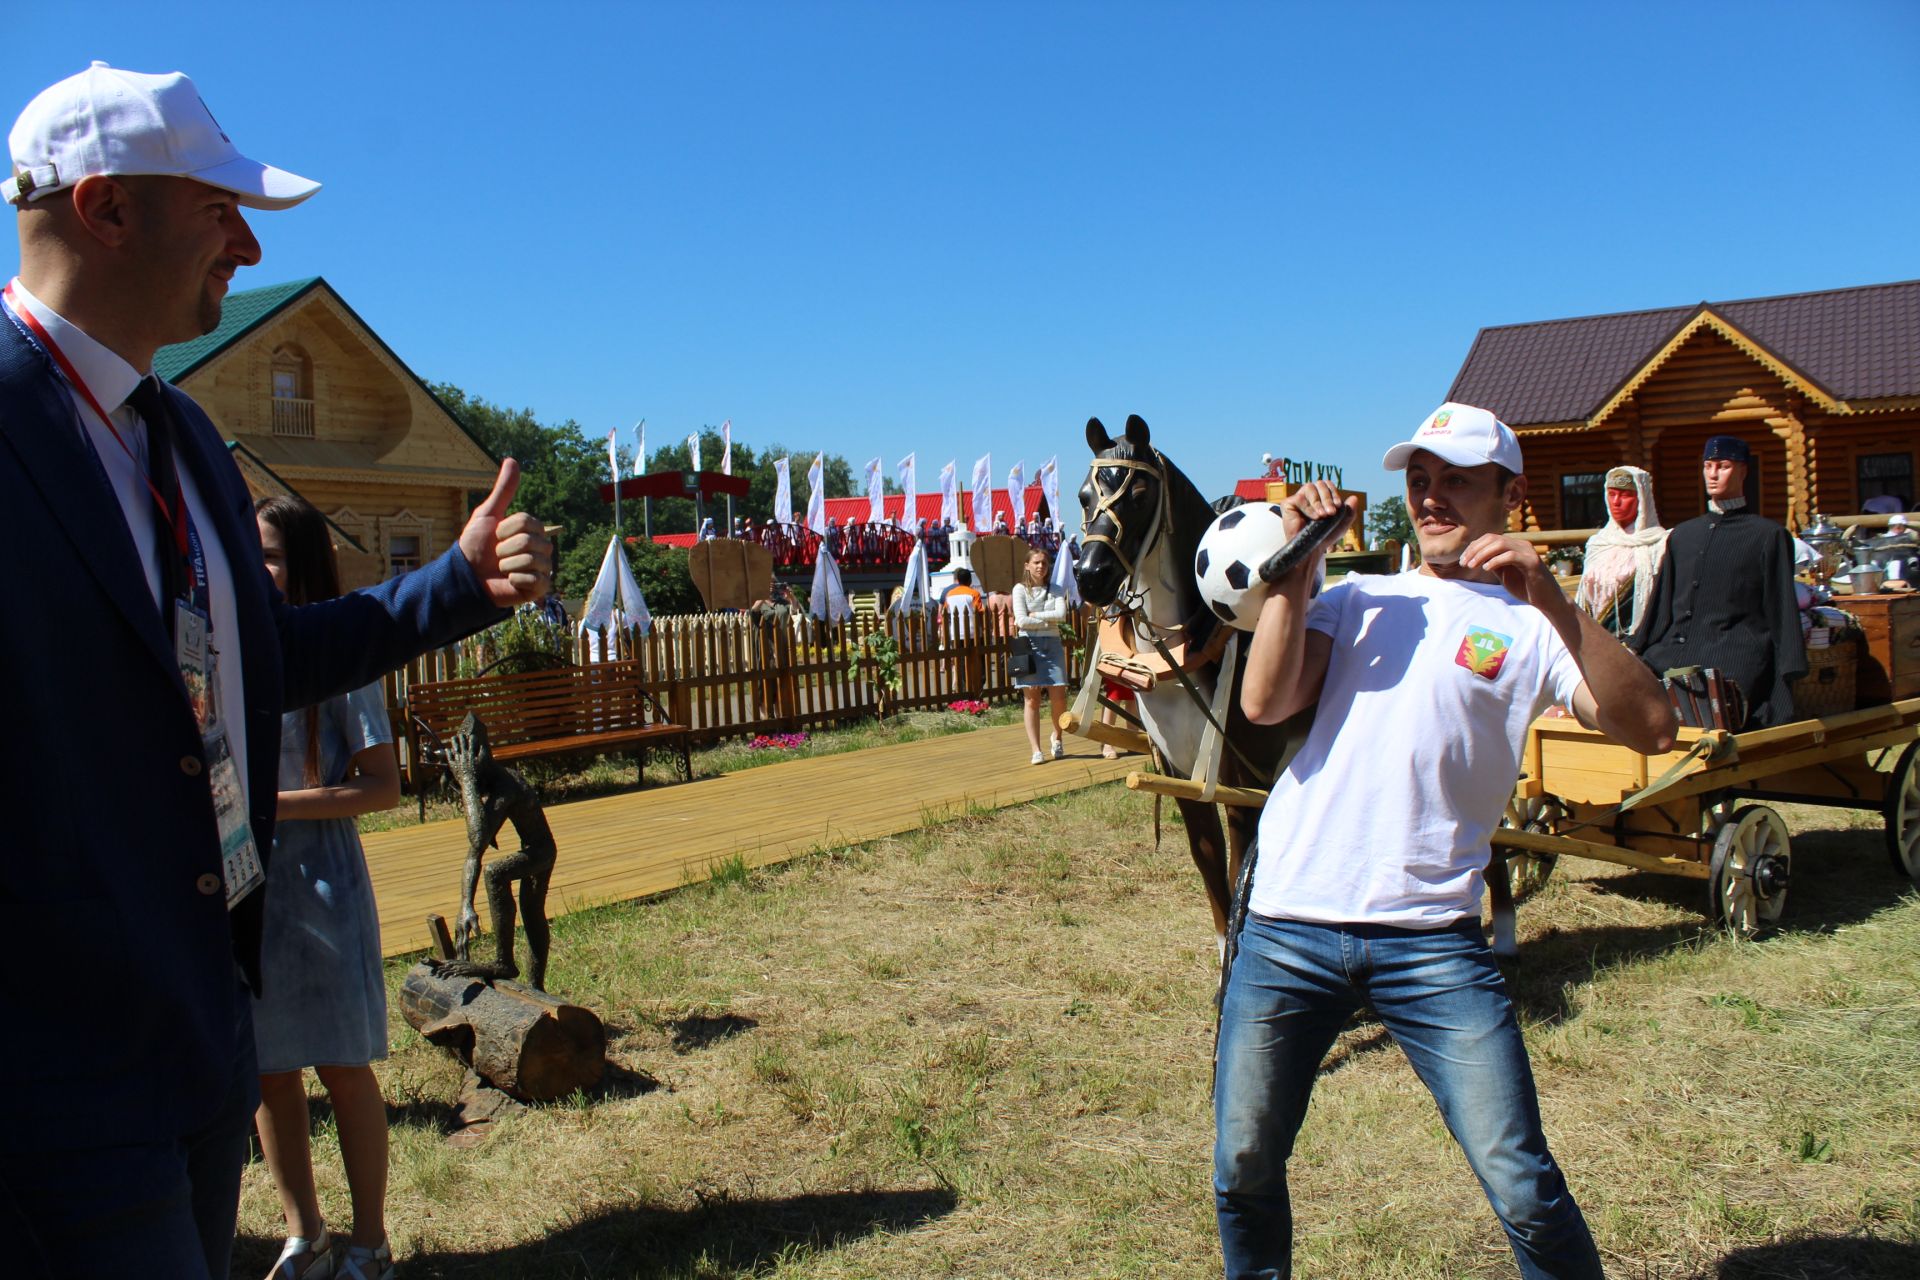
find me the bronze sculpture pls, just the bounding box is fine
[427,713,557,990]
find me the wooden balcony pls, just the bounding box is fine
[271,395,315,438]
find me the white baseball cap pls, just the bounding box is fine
[1382,401,1525,473]
[6,61,319,209]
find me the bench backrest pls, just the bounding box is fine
[408,660,668,749]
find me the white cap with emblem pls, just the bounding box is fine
[6,61,319,209]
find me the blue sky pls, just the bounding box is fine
[8,3,1918,526]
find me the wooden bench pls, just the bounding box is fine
[406,659,691,817]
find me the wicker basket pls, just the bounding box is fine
[1793,636,1858,719]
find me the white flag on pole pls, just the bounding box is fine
[1007,460,1026,529]
[864,457,885,525]
[633,421,646,477]
[721,420,732,475]
[1039,456,1062,532]
[806,453,827,535]
[607,429,620,485]
[773,457,793,526]
[971,453,993,532]
[687,432,701,473]
[895,452,916,529]
[939,461,958,528]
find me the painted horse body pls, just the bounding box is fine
[1074,415,1303,944]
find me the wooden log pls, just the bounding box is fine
[398,965,606,1101]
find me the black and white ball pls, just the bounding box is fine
[1195,502,1293,631]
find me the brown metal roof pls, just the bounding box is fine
[1446,279,1920,426]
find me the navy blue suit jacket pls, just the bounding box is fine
[0,313,505,1154]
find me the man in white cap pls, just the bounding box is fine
[1214,402,1676,1278]
[1,63,553,1279]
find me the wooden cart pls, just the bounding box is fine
[1493,696,1920,935]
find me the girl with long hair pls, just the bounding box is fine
[252,495,399,1280]
[1012,547,1071,763]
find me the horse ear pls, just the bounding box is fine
[1085,417,1112,451]
[1124,415,1151,448]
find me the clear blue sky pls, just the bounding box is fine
[8,3,1918,525]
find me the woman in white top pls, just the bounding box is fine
[1012,548,1070,764]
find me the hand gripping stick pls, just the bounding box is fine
[1256,506,1355,585]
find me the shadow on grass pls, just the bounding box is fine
[670,1012,758,1053]
[1711,1232,1920,1279]
[233,1186,959,1279]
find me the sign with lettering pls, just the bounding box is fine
[1264,457,1345,488]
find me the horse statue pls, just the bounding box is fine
[1071,414,1309,949]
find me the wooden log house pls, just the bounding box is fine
[1446,279,1920,533]
[154,278,500,589]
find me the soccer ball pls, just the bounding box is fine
[1194,502,1293,631]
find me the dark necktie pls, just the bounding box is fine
[124,376,191,632]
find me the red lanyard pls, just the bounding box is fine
[3,281,193,569]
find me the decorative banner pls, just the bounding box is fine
[1007,460,1026,529]
[721,420,732,475]
[806,453,827,535]
[971,453,992,532]
[773,457,793,526]
[864,456,885,525]
[895,452,916,529]
[687,432,701,473]
[1039,456,1061,532]
[607,429,620,484]
[939,460,958,528]
[634,420,647,477]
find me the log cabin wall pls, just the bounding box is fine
[172,283,499,591]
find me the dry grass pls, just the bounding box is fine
[239,783,1920,1279]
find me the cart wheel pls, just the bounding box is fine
[1885,741,1920,888]
[1707,805,1791,937]
[1499,795,1563,899]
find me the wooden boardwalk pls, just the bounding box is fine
[363,724,1133,958]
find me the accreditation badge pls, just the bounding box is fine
[205,727,264,909]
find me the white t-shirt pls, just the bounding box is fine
[1249,571,1583,928]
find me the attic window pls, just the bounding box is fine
[270,344,314,438]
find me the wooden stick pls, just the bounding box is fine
[426,913,456,961]
[1058,711,1153,756]
[1124,771,1269,809]
[1490,827,1712,879]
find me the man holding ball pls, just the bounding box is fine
[1214,402,1676,1278]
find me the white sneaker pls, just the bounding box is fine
[1050,737,1065,759]
[1030,750,1045,765]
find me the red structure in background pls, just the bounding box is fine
[638,483,1066,579]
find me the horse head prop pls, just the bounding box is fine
[1075,415,1214,621]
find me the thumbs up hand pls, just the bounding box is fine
[458,459,555,606]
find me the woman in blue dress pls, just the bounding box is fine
[252,496,399,1280]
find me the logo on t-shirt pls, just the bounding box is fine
[1455,626,1513,679]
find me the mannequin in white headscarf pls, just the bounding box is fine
[1575,466,1667,638]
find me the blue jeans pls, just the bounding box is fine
[1214,914,1601,1280]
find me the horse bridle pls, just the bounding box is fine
[1081,450,1171,598]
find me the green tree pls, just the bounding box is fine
[430,382,620,541]
[1366,494,1414,550]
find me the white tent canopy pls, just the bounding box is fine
[578,534,652,658]
[891,539,934,613]
[809,544,851,622]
